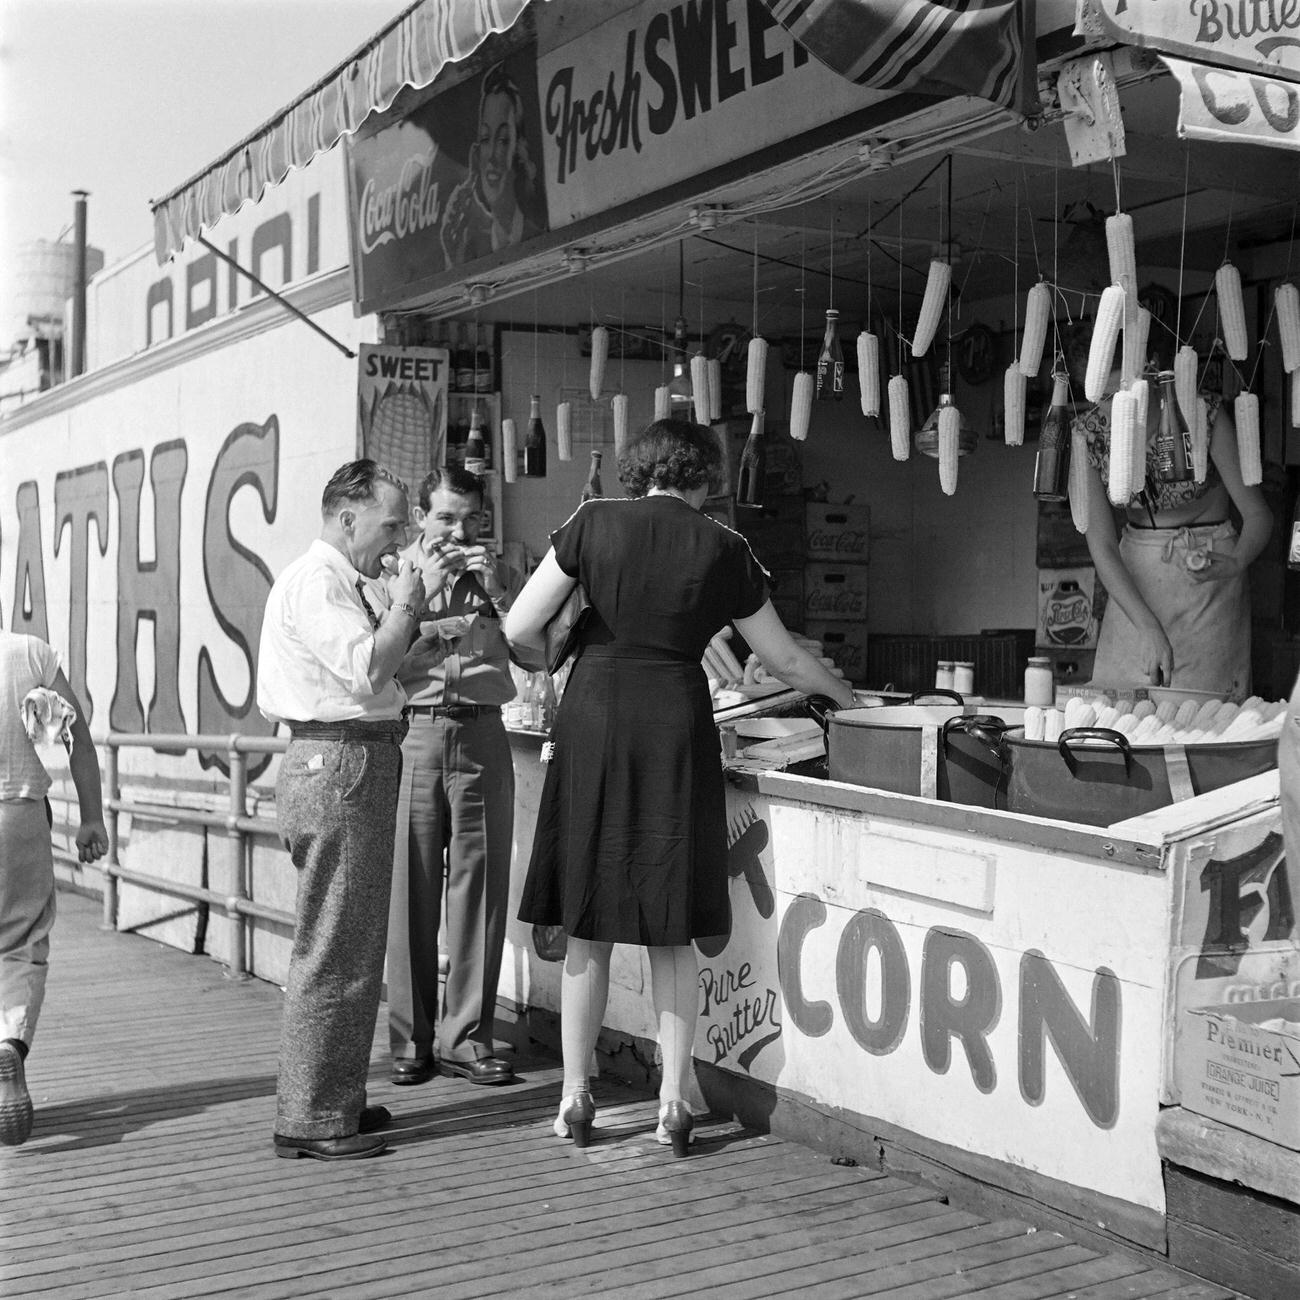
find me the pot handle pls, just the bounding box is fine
[804,694,842,738]
[942,713,1010,758]
[906,688,964,706]
[1058,726,1132,776]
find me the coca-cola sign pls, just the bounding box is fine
[346,44,550,314]
[804,567,869,621]
[807,528,869,558]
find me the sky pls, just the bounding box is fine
[0,0,411,285]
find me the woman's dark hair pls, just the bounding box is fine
[617,419,725,497]
[321,459,407,515]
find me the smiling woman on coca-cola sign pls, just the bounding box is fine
[440,63,543,267]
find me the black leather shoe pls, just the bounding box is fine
[358,1105,391,1133]
[390,1057,436,1086]
[440,1055,515,1085]
[273,1132,386,1161]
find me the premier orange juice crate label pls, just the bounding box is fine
[1173,997,1300,1150]
[803,564,869,622]
[805,504,870,564]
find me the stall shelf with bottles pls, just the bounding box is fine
[444,390,503,555]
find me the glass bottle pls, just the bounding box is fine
[935,660,955,691]
[454,321,475,394]
[815,308,845,401]
[523,395,547,478]
[953,661,975,695]
[667,314,692,409]
[463,407,488,476]
[474,323,494,393]
[1024,656,1054,707]
[1288,493,1300,571]
[736,412,766,508]
[1150,369,1193,483]
[1032,371,1071,501]
[581,449,603,502]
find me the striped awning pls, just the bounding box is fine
[758,0,1035,116]
[149,0,540,263]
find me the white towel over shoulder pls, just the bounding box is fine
[22,686,76,752]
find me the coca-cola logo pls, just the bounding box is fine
[807,589,866,615]
[357,148,443,255]
[808,528,868,555]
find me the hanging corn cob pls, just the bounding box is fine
[790,371,814,442]
[1276,283,1300,372]
[556,400,573,461]
[611,393,629,457]
[654,385,671,420]
[1191,396,1210,482]
[1126,306,1152,380]
[1235,391,1262,485]
[1086,285,1126,402]
[500,417,518,484]
[888,374,910,461]
[1105,213,1137,294]
[1129,377,1150,491]
[1174,345,1198,422]
[589,325,609,400]
[1216,263,1249,361]
[938,404,960,495]
[1108,389,1139,504]
[1018,281,1051,377]
[1068,430,1090,533]
[746,336,768,414]
[706,357,723,420]
[911,259,951,358]
[691,353,710,425]
[857,331,880,417]
[1293,369,1300,429]
[1003,365,1026,446]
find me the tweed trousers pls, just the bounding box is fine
[274,722,405,1139]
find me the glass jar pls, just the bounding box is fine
[935,661,955,691]
[953,661,975,695]
[1024,656,1055,707]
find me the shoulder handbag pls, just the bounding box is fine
[543,583,592,675]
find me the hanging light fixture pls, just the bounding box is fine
[667,241,693,410]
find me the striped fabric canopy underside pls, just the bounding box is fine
[150,0,537,262]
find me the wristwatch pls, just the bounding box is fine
[391,600,418,619]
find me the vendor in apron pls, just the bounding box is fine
[1064,326,1271,701]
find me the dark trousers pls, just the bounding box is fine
[274,721,404,1138]
[387,712,513,1065]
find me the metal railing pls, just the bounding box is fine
[72,732,291,978]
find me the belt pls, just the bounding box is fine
[407,704,501,720]
[288,719,407,743]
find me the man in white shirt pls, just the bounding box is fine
[257,459,424,1161]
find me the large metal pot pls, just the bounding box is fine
[819,691,1010,803]
[1003,726,1278,827]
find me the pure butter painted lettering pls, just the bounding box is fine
[1194,0,1300,44]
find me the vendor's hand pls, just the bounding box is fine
[389,558,425,611]
[76,819,109,864]
[1138,624,1175,687]
[1186,550,1241,584]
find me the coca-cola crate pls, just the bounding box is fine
[803,564,868,622]
[805,503,870,564]
[804,620,868,682]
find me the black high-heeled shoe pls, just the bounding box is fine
[656,1100,694,1157]
[554,1090,595,1148]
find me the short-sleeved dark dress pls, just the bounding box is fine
[518,494,769,945]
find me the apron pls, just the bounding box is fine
[1091,521,1250,700]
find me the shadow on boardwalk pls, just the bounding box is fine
[0,891,1237,1300]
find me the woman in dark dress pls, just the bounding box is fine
[503,420,853,1154]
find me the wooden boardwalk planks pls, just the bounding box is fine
[0,893,1242,1300]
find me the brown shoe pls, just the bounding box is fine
[273,1132,386,1160]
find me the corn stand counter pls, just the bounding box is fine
[501,704,1299,1286]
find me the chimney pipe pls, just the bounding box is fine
[70,190,89,379]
